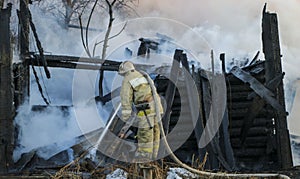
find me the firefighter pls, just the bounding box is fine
[118,61,163,161]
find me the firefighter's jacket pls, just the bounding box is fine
[120,70,163,121]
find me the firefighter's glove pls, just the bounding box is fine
[118,129,126,139]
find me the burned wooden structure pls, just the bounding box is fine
[0,2,294,177]
[0,3,14,174]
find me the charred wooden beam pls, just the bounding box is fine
[192,69,207,162]
[95,87,121,105]
[220,53,226,73]
[30,59,116,71]
[262,4,292,169]
[28,9,50,79]
[162,49,182,133]
[31,55,154,71]
[16,0,30,105]
[0,4,14,173]
[249,51,260,66]
[37,54,120,65]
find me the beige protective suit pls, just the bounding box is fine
[120,67,163,160]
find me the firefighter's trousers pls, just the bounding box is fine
[136,114,160,160]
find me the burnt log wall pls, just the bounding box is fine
[226,68,278,170]
[0,4,14,173]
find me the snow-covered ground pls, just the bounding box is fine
[106,167,198,179]
[167,168,198,179]
[106,168,128,179]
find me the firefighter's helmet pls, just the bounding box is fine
[118,61,135,75]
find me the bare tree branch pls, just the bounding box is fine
[79,15,92,57]
[92,21,127,57]
[84,0,98,57]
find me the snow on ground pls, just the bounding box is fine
[106,168,128,179]
[105,167,198,179]
[167,167,198,179]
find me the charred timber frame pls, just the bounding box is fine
[16,0,30,106]
[0,4,14,173]
[262,5,292,169]
[30,54,154,71]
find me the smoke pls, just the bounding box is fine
[13,102,108,162]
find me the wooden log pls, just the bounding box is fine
[229,127,270,138]
[227,101,253,109]
[227,92,252,101]
[234,148,266,157]
[229,118,273,128]
[226,73,265,85]
[229,108,274,117]
[37,54,120,65]
[226,85,253,93]
[231,137,268,148]
[0,4,13,173]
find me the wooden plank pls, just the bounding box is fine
[161,49,182,133]
[262,4,292,169]
[31,55,154,71]
[201,78,218,169]
[0,4,13,173]
[219,108,236,169]
[191,70,207,162]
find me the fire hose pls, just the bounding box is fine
[141,71,291,179]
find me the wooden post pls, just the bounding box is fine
[0,3,14,173]
[162,49,182,133]
[17,0,30,105]
[140,166,153,179]
[0,0,4,9]
[262,4,292,169]
[220,53,225,73]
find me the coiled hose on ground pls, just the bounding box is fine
[142,71,290,179]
